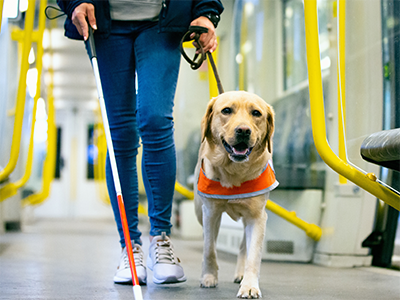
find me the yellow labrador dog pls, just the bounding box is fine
[194,91,278,299]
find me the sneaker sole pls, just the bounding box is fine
[153,275,187,285]
[114,276,147,286]
[147,257,186,284]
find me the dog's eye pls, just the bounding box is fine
[221,107,232,115]
[252,110,262,117]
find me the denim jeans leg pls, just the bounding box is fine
[134,25,182,237]
[93,23,142,248]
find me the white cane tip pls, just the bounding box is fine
[133,285,143,300]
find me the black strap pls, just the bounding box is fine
[180,26,208,70]
[45,6,66,20]
[180,26,224,95]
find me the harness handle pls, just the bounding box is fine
[180,26,224,94]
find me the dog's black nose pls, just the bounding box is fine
[235,126,251,137]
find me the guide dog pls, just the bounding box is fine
[194,91,277,299]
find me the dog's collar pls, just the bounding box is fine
[197,160,279,199]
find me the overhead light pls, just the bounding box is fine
[29,48,35,64]
[19,0,29,13]
[3,0,19,19]
[26,68,38,98]
[42,29,50,49]
[244,3,254,17]
[235,53,243,64]
[34,98,49,143]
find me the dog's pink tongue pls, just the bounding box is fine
[233,148,248,155]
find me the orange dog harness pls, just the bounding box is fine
[197,160,279,199]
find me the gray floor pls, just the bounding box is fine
[1,218,399,300]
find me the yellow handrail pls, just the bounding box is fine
[21,0,56,206]
[238,4,248,91]
[175,181,195,199]
[304,0,400,211]
[93,119,110,205]
[22,81,56,206]
[0,99,38,202]
[0,0,47,202]
[266,200,322,241]
[337,0,347,184]
[0,0,36,182]
[0,0,4,33]
[174,184,322,241]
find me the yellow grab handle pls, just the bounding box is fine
[304,0,400,211]
[0,0,36,182]
[175,181,195,200]
[266,200,322,241]
[173,182,322,240]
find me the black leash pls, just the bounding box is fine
[180,26,224,95]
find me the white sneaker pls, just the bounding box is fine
[114,243,147,285]
[147,232,186,284]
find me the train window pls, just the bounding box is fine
[283,0,331,90]
[87,124,97,180]
[231,0,328,189]
[54,127,62,179]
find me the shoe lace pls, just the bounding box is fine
[123,245,144,268]
[154,233,177,264]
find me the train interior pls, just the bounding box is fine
[1,0,400,299]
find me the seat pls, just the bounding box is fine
[360,128,400,172]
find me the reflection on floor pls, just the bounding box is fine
[1,218,400,300]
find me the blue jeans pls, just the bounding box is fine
[92,21,182,247]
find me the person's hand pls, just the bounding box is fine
[71,3,97,41]
[190,16,217,53]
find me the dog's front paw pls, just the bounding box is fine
[200,274,218,288]
[237,283,262,299]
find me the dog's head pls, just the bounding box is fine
[201,91,275,163]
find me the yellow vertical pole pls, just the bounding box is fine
[238,6,248,91]
[0,0,36,182]
[337,0,347,184]
[94,119,110,205]
[16,0,46,187]
[207,42,219,99]
[0,0,4,33]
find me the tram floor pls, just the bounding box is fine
[0,218,399,300]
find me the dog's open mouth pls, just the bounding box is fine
[222,139,253,162]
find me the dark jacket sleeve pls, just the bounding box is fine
[192,0,224,20]
[159,0,224,34]
[57,0,94,18]
[57,0,93,40]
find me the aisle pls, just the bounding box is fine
[1,218,399,300]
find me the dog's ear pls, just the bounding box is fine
[263,105,275,153]
[201,97,218,142]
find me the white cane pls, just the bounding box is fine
[85,26,143,300]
